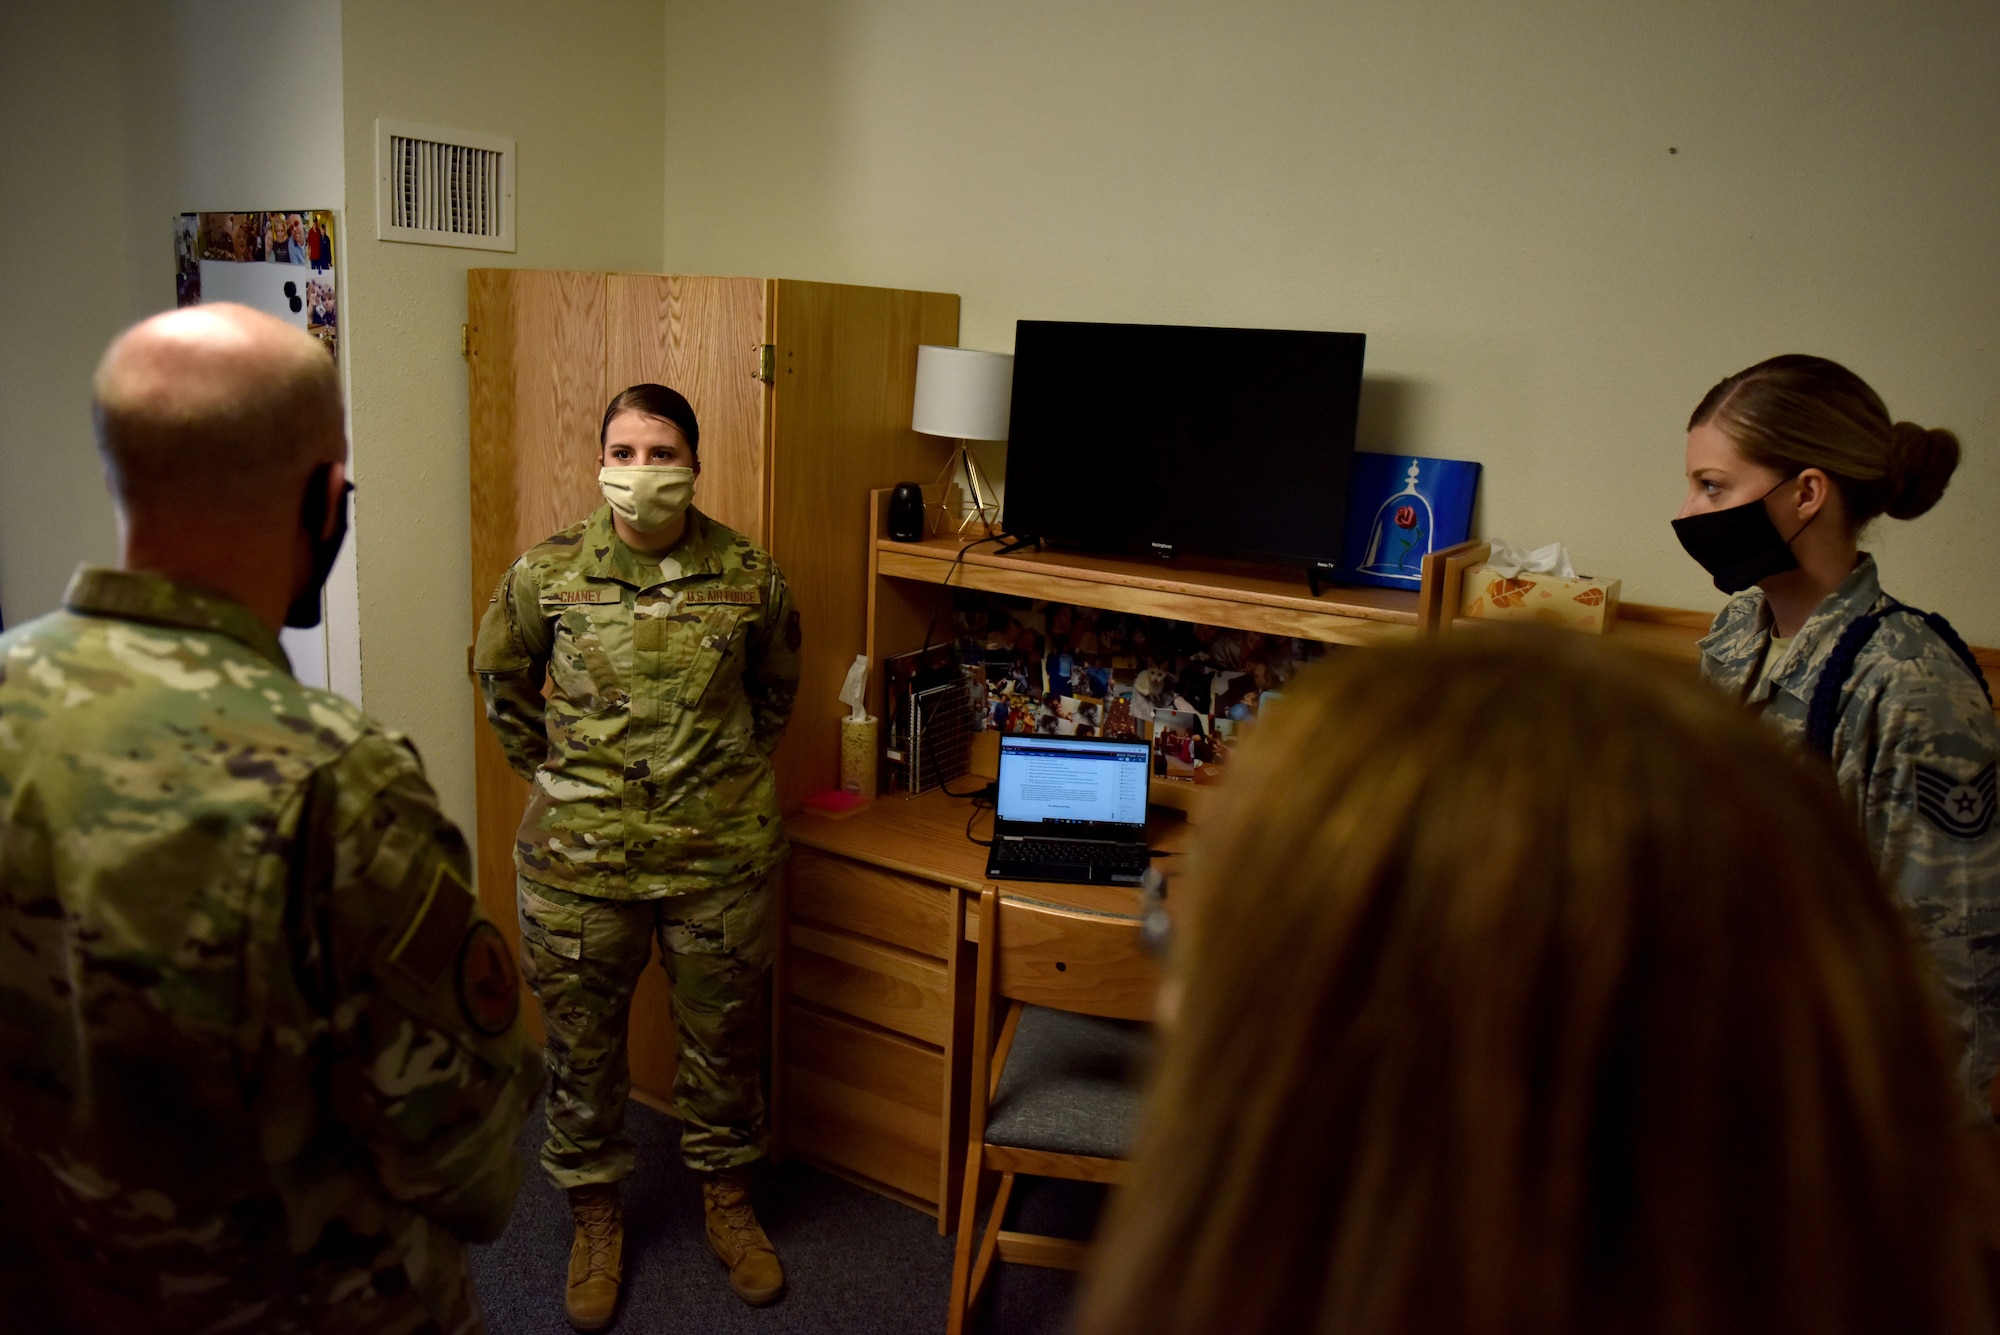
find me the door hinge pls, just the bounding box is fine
[461,323,471,360]
[751,343,774,383]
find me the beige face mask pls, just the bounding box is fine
[598,465,695,534]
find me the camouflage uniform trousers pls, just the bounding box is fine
[518,867,779,1185]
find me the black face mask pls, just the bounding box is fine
[285,463,353,629]
[1671,478,1811,595]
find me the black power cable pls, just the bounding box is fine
[918,533,1007,653]
[964,792,994,847]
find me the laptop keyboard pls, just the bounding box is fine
[1005,839,1150,871]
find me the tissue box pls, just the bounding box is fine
[1459,565,1621,634]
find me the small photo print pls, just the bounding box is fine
[306,211,334,271]
[306,279,336,329]
[1132,667,1174,709]
[1152,711,1201,778]
[961,664,989,730]
[1102,695,1147,742]
[1213,670,1259,721]
[201,212,266,262]
[1197,716,1236,784]
[1054,696,1106,735]
[1019,656,1046,697]
[1083,665,1111,698]
[266,212,306,264]
[1174,662,1215,715]
[174,214,200,307]
[1046,652,1073,697]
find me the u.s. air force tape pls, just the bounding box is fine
[682,587,759,606]
[1915,760,1997,840]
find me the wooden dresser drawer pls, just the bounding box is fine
[789,849,953,959]
[784,1005,943,1205]
[787,920,949,1046]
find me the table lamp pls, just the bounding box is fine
[911,344,1012,537]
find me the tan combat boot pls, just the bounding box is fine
[702,1167,785,1305]
[565,1182,623,1331]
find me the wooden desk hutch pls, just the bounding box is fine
[775,492,1714,1230]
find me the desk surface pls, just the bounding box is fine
[789,786,1195,921]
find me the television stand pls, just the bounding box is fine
[868,493,1424,652]
[991,533,1041,557]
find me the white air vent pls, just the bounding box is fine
[375,119,515,251]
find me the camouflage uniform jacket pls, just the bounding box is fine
[474,506,801,899]
[1700,553,2000,1099]
[0,568,542,1334]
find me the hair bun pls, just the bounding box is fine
[1884,421,1961,520]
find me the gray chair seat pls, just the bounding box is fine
[984,1005,1152,1159]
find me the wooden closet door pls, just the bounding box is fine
[469,270,775,1107]
[605,275,772,542]
[766,280,959,814]
[467,270,608,1053]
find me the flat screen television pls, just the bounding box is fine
[1000,319,1365,575]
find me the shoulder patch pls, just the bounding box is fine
[541,589,622,606]
[457,921,519,1035]
[388,862,475,984]
[683,587,760,606]
[1914,760,1997,840]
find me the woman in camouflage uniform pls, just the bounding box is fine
[475,385,800,1329]
[1672,355,2000,1109]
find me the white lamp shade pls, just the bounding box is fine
[912,345,1013,440]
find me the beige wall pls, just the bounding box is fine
[0,0,346,636]
[12,0,1994,842]
[338,0,665,832]
[660,0,2000,639]
[0,4,158,628]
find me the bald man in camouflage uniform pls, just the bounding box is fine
[1702,553,2000,1106]
[475,383,800,1329]
[0,304,540,1333]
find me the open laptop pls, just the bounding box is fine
[984,734,1152,885]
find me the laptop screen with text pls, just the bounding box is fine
[994,736,1150,829]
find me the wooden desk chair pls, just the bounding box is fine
[946,887,1162,1334]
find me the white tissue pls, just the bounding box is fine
[1484,540,1577,580]
[838,654,872,723]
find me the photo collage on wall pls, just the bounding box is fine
[948,591,1331,785]
[175,210,338,360]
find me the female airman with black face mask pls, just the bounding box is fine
[1673,354,2000,1110]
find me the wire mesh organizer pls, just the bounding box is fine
[897,676,977,795]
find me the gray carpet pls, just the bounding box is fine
[471,1100,1100,1333]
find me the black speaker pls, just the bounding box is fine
[888,481,926,541]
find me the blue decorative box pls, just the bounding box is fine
[1339,453,1482,591]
